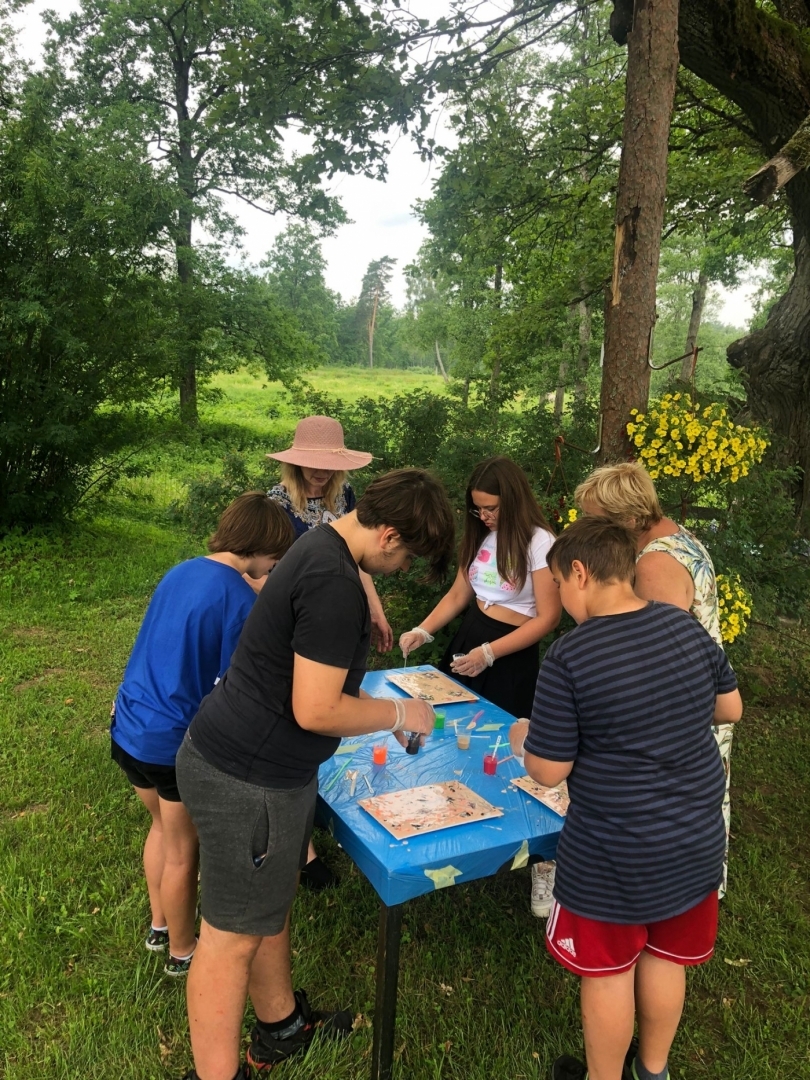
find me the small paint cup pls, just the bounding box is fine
[456,732,471,751]
[372,743,388,766]
[483,754,498,775]
[434,710,445,731]
[452,653,466,663]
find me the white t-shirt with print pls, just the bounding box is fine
[467,527,554,617]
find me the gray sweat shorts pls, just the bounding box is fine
[176,734,317,936]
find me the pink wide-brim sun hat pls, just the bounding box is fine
[266,416,373,472]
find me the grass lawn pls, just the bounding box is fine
[1,369,809,1079]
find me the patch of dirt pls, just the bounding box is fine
[13,668,66,692]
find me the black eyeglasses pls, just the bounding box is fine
[469,506,500,519]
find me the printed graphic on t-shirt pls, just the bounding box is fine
[468,544,516,592]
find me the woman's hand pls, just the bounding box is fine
[399,628,431,659]
[391,698,435,749]
[370,610,394,653]
[450,646,489,678]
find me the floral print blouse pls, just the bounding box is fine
[638,524,722,645]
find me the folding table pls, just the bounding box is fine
[317,666,564,1080]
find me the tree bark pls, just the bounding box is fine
[434,340,449,382]
[744,110,810,203]
[677,0,810,516]
[575,297,592,401]
[175,48,198,426]
[368,288,379,368]
[489,261,504,405]
[176,204,198,427]
[680,268,708,381]
[600,0,680,463]
[554,359,568,422]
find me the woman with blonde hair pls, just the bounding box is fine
[267,415,393,889]
[400,456,561,719]
[524,461,734,920]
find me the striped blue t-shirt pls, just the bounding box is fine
[525,602,738,924]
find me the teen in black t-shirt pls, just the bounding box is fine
[175,469,455,1080]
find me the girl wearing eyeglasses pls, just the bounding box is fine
[399,456,561,718]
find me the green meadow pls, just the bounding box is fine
[1,369,808,1079]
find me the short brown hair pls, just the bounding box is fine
[208,492,295,558]
[547,516,637,584]
[574,462,663,532]
[356,469,455,582]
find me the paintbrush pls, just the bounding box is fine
[467,709,484,730]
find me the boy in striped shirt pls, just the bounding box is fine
[515,517,741,1080]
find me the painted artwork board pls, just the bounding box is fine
[384,669,478,705]
[359,781,502,841]
[511,776,570,817]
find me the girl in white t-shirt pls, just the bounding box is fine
[400,456,561,718]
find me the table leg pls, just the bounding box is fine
[371,900,404,1080]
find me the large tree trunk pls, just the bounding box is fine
[489,261,504,405]
[368,288,379,368]
[575,297,592,401]
[554,359,568,421]
[600,0,680,463]
[680,268,708,381]
[677,0,810,517]
[176,204,198,427]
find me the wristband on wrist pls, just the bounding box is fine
[481,642,495,668]
[389,698,407,733]
[411,626,434,644]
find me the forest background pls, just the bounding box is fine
[2,1,810,1077]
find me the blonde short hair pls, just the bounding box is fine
[574,462,663,532]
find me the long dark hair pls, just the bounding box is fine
[458,457,553,590]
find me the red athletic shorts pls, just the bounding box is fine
[545,891,719,977]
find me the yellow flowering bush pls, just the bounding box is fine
[716,574,752,644]
[626,393,768,486]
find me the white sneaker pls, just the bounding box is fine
[531,860,556,918]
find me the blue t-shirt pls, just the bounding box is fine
[111,557,257,767]
[525,602,738,924]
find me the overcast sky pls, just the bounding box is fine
[11,0,754,326]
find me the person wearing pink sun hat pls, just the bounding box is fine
[266,417,390,647]
[267,416,392,891]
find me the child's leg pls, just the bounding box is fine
[634,952,685,1074]
[158,796,199,957]
[581,968,635,1080]
[133,785,165,929]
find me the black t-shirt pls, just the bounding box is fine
[189,525,371,788]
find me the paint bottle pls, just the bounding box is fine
[483,754,498,775]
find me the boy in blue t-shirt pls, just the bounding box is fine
[111,492,293,975]
[514,516,742,1080]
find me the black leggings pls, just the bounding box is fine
[439,604,540,719]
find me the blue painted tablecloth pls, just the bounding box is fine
[316,666,563,906]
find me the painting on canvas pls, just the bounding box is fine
[511,775,570,817]
[384,669,478,705]
[359,781,502,840]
